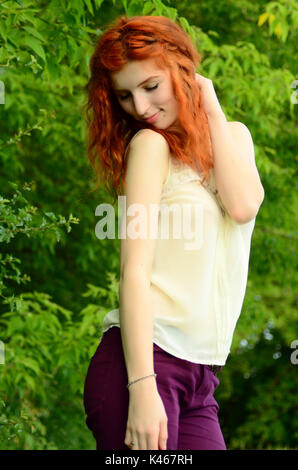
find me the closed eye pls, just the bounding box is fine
[118,84,159,101]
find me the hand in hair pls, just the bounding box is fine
[195,73,225,119]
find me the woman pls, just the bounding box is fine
[83,15,265,451]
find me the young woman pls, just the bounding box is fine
[83,15,265,451]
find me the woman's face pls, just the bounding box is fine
[110,58,181,130]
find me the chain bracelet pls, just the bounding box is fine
[127,373,157,389]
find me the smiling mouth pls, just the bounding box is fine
[143,111,161,122]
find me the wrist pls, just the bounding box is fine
[206,110,227,122]
[128,374,157,393]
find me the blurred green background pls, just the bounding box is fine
[0,0,297,450]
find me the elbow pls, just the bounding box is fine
[232,187,265,225]
[232,208,258,225]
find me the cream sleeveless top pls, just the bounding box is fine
[101,130,256,365]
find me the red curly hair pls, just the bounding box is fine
[83,15,214,205]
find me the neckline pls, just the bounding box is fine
[169,152,205,178]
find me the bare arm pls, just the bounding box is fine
[207,114,265,224]
[119,129,169,389]
[119,274,156,388]
[118,129,170,450]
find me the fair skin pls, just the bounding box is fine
[111,60,264,222]
[194,73,264,222]
[109,59,176,451]
[118,131,170,451]
[110,58,181,131]
[107,59,264,451]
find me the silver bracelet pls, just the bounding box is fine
[127,373,157,389]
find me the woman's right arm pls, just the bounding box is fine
[118,129,169,451]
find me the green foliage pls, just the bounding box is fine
[0,285,116,449]
[0,183,79,310]
[0,0,297,449]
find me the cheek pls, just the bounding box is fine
[159,86,175,106]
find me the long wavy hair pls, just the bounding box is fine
[83,15,214,205]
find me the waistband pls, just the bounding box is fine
[208,365,223,374]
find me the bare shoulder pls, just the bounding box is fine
[227,121,256,166]
[130,128,169,148]
[227,121,253,142]
[127,129,170,184]
[120,130,170,279]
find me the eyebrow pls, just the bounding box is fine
[113,75,161,92]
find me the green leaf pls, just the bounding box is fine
[24,375,36,391]
[93,0,105,7]
[0,21,7,41]
[127,0,142,16]
[83,0,94,16]
[21,357,40,375]
[143,1,154,15]
[281,19,289,43]
[57,39,67,63]
[45,55,59,81]
[44,212,56,221]
[179,16,190,33]
[22,26,45,43]
[24,36,46,63]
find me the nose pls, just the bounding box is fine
[132,93,151,118]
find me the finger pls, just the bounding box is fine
[147,429,159,450]
[158,420,168,450]
[125,431,137,451]
[137,430,147,450]
[130,434,140,451]
[124,430,130,449]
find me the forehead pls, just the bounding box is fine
[110,58,166,90]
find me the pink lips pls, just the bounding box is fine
[144,111,160,123]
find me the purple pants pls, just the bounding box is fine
[83,326,227,450]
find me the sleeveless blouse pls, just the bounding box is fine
[101,130,256,365]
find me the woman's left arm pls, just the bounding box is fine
[195,73,265,224]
